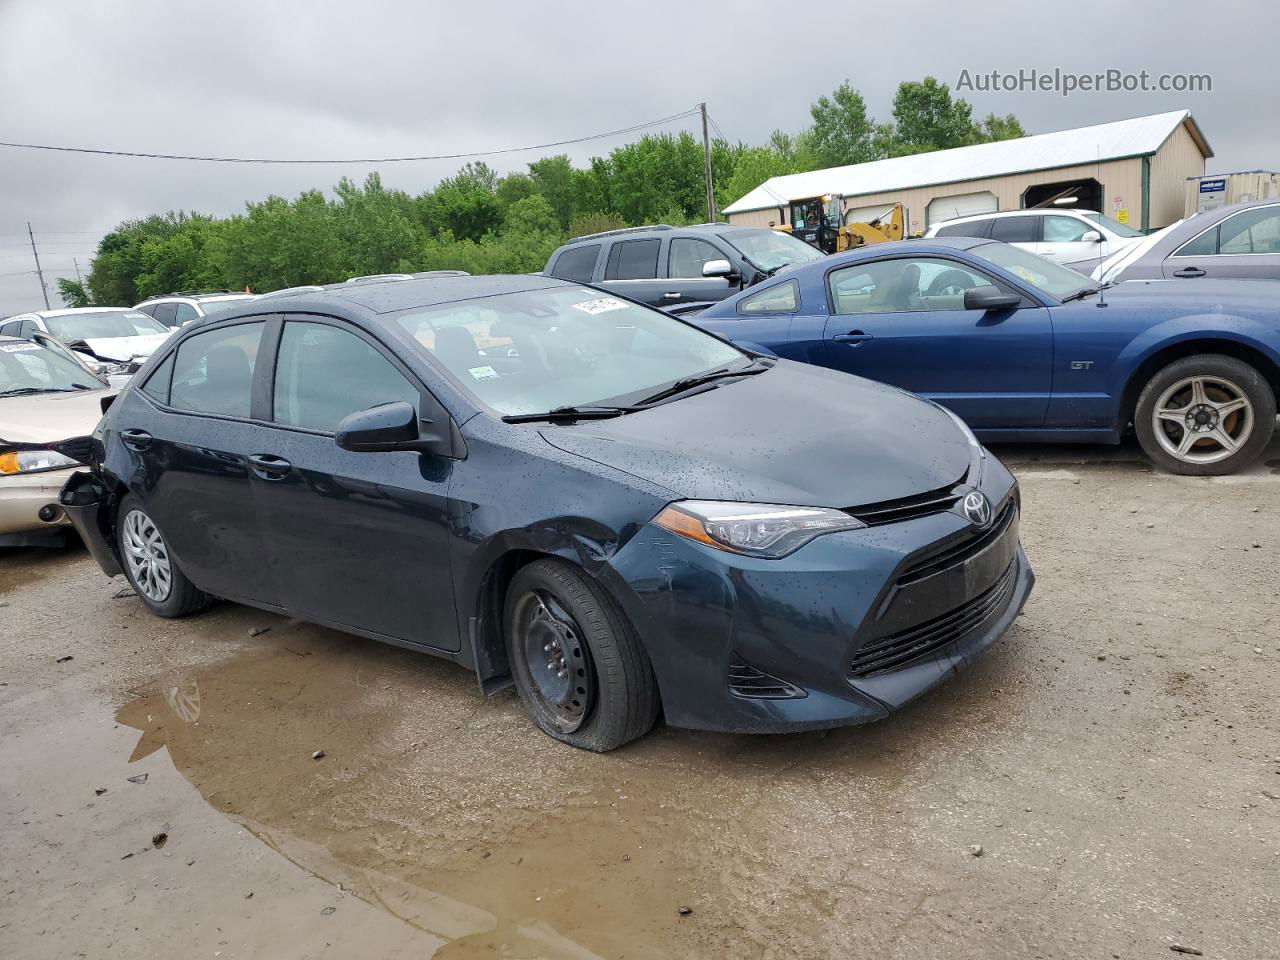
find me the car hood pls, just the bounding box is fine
[1098,278,1280,317]
[74,334,169,362]
[537,360,972,507]
[0,389,111,444]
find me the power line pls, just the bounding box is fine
[0,107,701,165]
[707,112,731,144]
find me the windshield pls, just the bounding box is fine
[44,310,168,341]
[970,242,1094,300]
[1083,212,1144,238]
[724,229,824,273]
[0,340,102,394]
[390,285,746,417]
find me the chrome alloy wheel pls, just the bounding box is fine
[121,508,173,602]
[513,589,595,733]
[1151,374,1254,466]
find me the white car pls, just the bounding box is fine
[0,335,113,546]
[134,291,257,328]
[926,209,1145,275]
[0,307,172,370]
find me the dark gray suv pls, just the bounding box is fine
[543,223,824,308]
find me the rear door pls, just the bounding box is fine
[597,237,668,306]
[247,314,459,649]
[119,317,281,603]
[818,255,1053,427]
[990,215,1041,259]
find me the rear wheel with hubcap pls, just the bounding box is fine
[505,558,660,751]
[1134,354,1276,476]
[116,494,209,617]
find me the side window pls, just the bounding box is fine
[134,304,156,317]
[1218,208,1280,255]
[18,319,37,339]
[550,245,601,282]
[174,303,200,325]
[830,257,999,315]
[169,322,264,418]
[0,320,18,336]
[1173,226,1218,257]
[668,238,726,279]
[605,239,661,280]
[1043,216,1093,243]
[151,302,179,327]
[738,280,798,315]
[273,321,419,433]
[141,352,175,404]
[935,219,990,239]
[990,217,1038,243]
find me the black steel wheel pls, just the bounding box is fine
[505,558,660,751]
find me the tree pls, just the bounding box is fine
[890,77,979,154]
[978,112,1027,142]
[56,277,90,307]
[808,82,878,168]
[528,155,577,229]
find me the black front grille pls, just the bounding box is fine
[850,560,1018,678]
[897,497,1017,585]
[727,659,804,699]
[844,472,967,526]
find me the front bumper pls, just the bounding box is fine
[604,463,1034,734]
[0,466,78,545]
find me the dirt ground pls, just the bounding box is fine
[2,440,1278,960]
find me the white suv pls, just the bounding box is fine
[134,291,257,328]
[925,209,1145,274]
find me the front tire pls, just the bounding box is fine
[1134,354,1275,476]
[116,494,209,617]
[505,558,660,751]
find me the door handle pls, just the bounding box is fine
[833,331,873,346]
[662,292,681,300]
[248,454,292,480]
[120,429,152,451]
[1172,267,1206,278]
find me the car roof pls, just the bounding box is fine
[194,274,573,321]
[25,307,135,317]
[560,222,773,247]
[935,208,1100,227]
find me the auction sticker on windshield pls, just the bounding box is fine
[0,342,41,352]
[572,297,628,315]
[468,365,499,382]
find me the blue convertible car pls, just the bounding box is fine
[695,238,1280,475]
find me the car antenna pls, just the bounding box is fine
[1096,279,1108,309]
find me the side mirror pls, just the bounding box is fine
[963,286,1021,312]
[335,400,451,455]
[702,259,733,278]
[1080,230,1103,244]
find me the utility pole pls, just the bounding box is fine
[699,102,715,223]
[27,222,50,310]
[73,258,83,284]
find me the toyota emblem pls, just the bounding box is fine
[962,491,992,528]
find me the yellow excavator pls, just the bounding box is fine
[779,195,904,254]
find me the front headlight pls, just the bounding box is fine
[654,500,865,559]
[0,450,79,475]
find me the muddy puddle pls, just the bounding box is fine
[107,620,1004,958]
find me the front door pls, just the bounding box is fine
[248,316,459,649]
[818,256,1053,428]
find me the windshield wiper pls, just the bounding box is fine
[0,386,89,396]
[636,360,771,407]
[502,404,642,424]
[1060,286,1100,303]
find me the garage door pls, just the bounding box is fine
[926,192,998,227]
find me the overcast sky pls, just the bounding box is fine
[1,0,1274,313]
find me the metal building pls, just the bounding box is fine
[723,110,1211,236]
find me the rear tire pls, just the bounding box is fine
[1134,354,1275,476]
[116,494,209,618]
[505,558,660,751]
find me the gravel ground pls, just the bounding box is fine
[1,440,1278,959]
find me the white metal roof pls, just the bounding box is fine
[724,110,1210,214]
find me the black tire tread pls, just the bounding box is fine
[506,558,660,751]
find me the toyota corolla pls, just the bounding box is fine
[61,276,1034,750]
